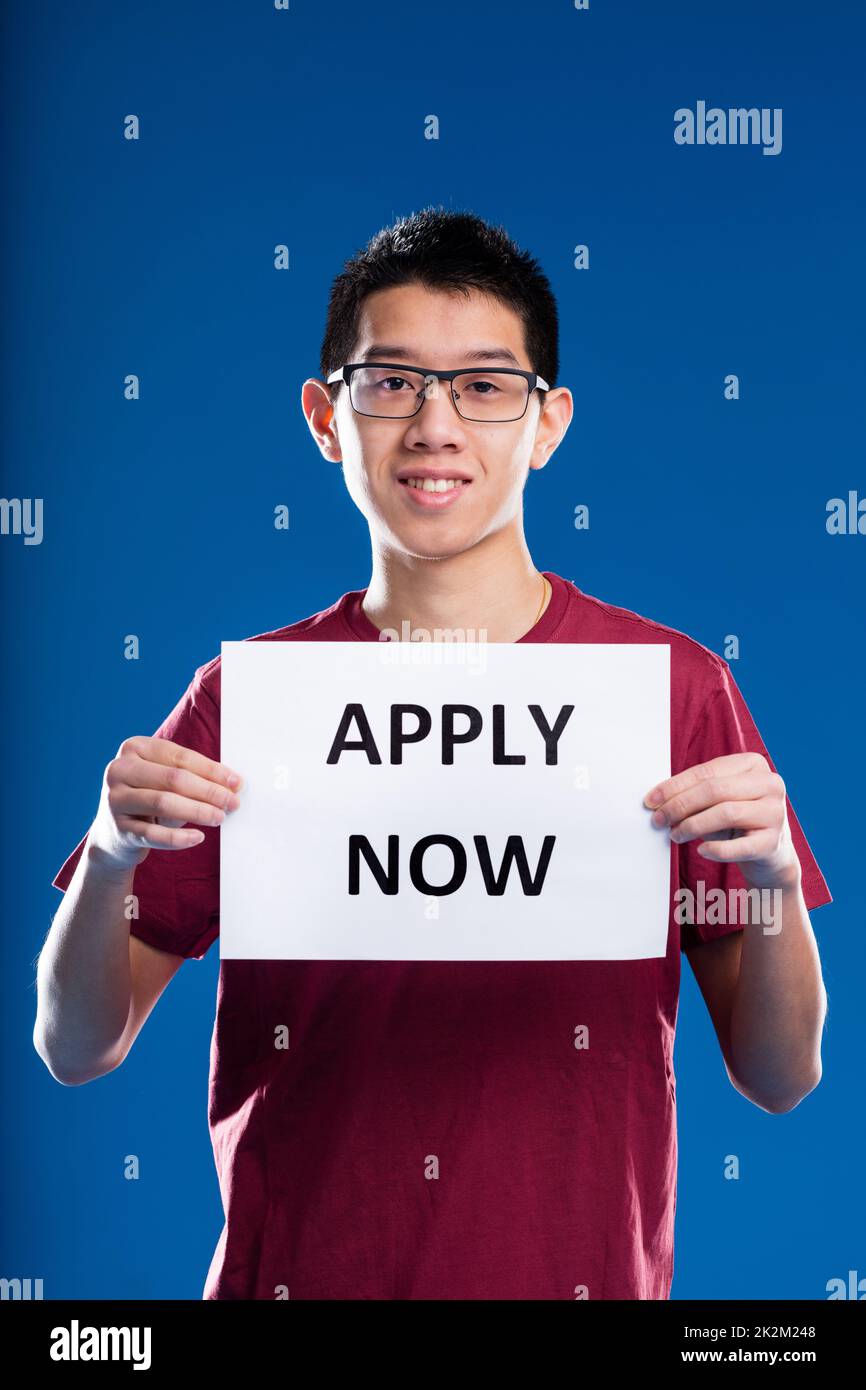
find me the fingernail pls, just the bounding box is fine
[651,808,666,827]
[645,788,663,807]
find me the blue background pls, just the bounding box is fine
[2,0,862,1299]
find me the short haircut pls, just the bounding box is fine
[320,206,559,408]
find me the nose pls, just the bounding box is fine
[402,384,466,449]
[413,375,464,423]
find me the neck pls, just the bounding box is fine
[362,528,550,643]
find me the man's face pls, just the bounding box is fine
[307,284,570,561]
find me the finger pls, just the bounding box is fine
[695,829,780,862]
[109,784,229,828]
[669,796,784,844]
[648,766,782,826]
[122,753,241,813]
[644,752,768,811]
[115,815,206,850]
[119,736,243,791]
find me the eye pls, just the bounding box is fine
[379,375,413,392]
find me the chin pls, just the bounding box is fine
[383,522,482,562]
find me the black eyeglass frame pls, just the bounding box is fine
[326,362,551,422]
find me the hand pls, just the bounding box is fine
[87,735,243,873]
[643,751,801,891]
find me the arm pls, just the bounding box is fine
[684,867,827,1112]
[35,735,242,1086]
[34,844,184,1085]
[647,751,828,1114]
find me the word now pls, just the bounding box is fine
[349,833,557,896]
[328,703,575,764]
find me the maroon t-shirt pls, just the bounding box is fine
[52,572,832,1300]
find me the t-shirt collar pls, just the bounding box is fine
[340,571,573,644]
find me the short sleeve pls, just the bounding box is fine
[678,661,832,949]
[51,663,222,960]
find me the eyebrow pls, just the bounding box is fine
[358,344,523,367]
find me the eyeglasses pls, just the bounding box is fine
[326,362,550,423]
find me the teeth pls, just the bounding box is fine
[404,478,466,492]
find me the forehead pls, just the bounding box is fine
[352,284,529,367]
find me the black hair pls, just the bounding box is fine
[319,206,559,408]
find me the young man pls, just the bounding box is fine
[38,208,831,1300]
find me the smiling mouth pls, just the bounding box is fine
[399,477,471,493]
[396,476,472,509]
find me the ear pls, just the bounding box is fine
[301,379,342,462]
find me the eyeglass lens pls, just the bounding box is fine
[349,367,529,421]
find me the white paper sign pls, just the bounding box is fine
[220,641,671,961]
